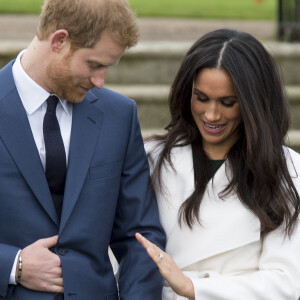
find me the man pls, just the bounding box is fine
[0,0,165,299]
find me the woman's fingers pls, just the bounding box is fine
[135,233,165,259]
[135,232,162,253]
[135,232,155,249]
[135,232,195,298]
[135,233,165,263]
[135,232,147,247]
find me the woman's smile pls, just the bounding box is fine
[202,121,226,134]
[191,68,242,159]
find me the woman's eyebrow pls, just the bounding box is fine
[219,96,238,100]
[193,88,207,95]
[193,88,237,100]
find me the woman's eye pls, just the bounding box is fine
[221,100,235,107]
[197,96,208,102]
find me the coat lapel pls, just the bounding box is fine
[59,92,103,233]
[0,84,59,225]
[153,144,261,269]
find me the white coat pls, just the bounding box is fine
[145,141,300,300]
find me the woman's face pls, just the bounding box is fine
[191,68,242,159]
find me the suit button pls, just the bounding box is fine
[57,248,66,255]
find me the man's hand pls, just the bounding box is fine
[16,235,64,293]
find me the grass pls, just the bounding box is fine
[0,0,276,20]
[130,0,276,20]
[0,0,44,14]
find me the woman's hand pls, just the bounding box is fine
[135,233,195,299]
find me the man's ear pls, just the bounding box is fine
[50,30,70,52]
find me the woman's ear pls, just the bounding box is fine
[50,30,70,52]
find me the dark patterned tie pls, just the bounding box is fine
[43,95,66,219]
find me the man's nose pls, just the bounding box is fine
[90,68,108,89]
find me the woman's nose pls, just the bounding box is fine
[205,102,221,122]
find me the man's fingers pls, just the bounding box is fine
[19,236,64,293]
[39,235,59,248]
[51,266,63,276]
[51,277,64,287]
[48,284,64,294]
[51,254,62,267]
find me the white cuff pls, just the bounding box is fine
[9,250,21,285]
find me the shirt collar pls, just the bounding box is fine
[12,50,72,116]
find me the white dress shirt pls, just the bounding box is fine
[9,50,73,284]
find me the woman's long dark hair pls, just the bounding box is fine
[149,29,300,236]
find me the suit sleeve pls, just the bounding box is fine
[186,221,300,300]
[109,101,166,300]
[0,243,20,297]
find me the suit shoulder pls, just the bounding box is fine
[0,61,16,100]
[91,87,135,109]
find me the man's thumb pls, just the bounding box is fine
[40,235,59,248]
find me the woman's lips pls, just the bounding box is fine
[203,121,226,134]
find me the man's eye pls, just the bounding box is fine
[89,63,103,70]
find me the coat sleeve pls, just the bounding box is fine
[188,221,300,300]
[109,101,166,300]
[0,243,19,297]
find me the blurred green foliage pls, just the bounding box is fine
[130,0,276,20]
[0,0,276,20]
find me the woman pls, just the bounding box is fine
[136,29,300,299]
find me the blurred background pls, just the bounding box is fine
[0,0,280,19]
[0,0,299,152]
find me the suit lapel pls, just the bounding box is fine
[0,86,59,225]
[59,92,103,233]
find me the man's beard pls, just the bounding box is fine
[45,56,94,104]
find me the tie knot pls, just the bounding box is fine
[46,95,59,113]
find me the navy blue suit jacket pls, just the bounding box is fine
[0,61,165,300]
